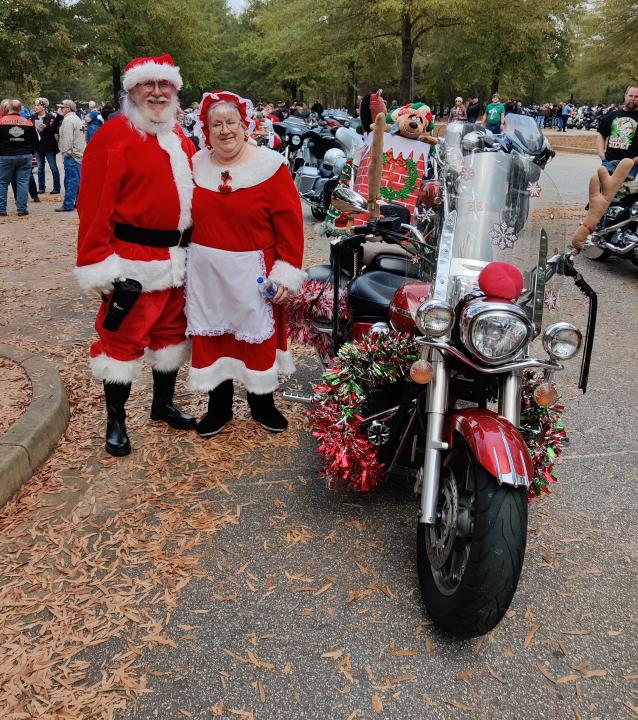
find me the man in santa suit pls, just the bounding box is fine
[75,54,197,456]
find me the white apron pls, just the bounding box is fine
[185,244,275,344]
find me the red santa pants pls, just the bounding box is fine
[89,287,189,384]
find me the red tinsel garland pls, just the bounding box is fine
[286,279,349,356]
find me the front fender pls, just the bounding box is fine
[446,409,532,489]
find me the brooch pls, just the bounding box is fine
[218,170,232,194]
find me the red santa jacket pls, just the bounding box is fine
[75,113,195,293]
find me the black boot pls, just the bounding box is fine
[104,381,132,456]
[197,380,234,437]
[247,392,288,433]
[150,370,197,430]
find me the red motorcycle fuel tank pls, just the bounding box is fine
[389,281,431,333]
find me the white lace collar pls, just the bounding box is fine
[193,147,285,192]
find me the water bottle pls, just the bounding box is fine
[257,276,278,298]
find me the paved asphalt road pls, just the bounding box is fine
[1,152,636,720]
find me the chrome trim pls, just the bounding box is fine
[492,428,530,488]
[593,217,633,236]
[359,406,400,425]
[602,237,638,255]
[417,337,563,373]
[542,322,582,360]
[419,350,449,525]
[389,304,412,319]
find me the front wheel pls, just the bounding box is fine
[417,443,528,637]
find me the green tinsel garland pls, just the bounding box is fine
[379,153,419,201]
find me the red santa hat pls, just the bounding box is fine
[197,90,255,147]
[122,54,183,92]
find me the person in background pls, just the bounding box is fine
[311,99,324,115]
[482,94,505,133]
[466,97,482,123]
[0,99,37,217]
[85,100,103,142]
[101,101,116,122]
[597,85,638,180]
[32,98,61,195]
[448,97,467,123]
[561,101,574,132]
[55,99,85,212]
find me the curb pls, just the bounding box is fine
[0,345,70,508]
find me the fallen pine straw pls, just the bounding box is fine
[0,357,31,436]
[0,334,310,719]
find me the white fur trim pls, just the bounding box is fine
[122,61,183,92]
[156,130,194,231]
[90,354,142,384]
[90,248,186,293]
[75,254,123,292]
[188,349,295,394]
[193,147,285,192]
[145,340,190,372]
[269,260,307,293]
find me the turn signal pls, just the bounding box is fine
[533,382,558,407]
[410,360,433,384]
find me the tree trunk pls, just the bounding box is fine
[490,63,501,97]
[346,60,357,114]
[112,63,122,107]
[399,14,414,104]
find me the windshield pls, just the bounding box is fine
[433,152,565,331]
[503,113,543,154]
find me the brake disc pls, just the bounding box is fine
[425,469,459,570]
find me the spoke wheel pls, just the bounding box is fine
[417,441,528,637]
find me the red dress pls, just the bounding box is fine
[187,147,305,394]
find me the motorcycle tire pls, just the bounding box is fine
[417,443,527,637]
[311,206,327,221]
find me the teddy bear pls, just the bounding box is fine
[351,101,438,226]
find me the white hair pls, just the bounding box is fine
[120,92,178,136]
[207,100,246,127]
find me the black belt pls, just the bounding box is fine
[114,223,192,248]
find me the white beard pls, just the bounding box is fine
[121,94,178,136]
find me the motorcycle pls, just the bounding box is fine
[290,139,597,636]
[583,170,638,266]
[300,127,364,221]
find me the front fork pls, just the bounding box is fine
[419,348,449,524]
[418,349,522,525]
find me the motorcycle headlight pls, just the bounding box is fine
[631,202,638,219]
[460,302,532,365]
[543,322,582,360]
[415,300,454,337]
[291,135,301,146]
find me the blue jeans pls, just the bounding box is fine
[561,116,569,132]
[0,154,31,213]
[535,115,545,128]
[603,159,638,180]
[486,123,501,134]
[62,156,81,210]
[36,149,61,193]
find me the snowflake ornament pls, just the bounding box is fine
[419,207,436,223]
[544,288,560,311]
[460,166,475,182]
[489,222,518,250]
[469,199,484,214]
[527,181,542,198]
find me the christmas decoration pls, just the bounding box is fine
[519,370,566,499]
[309,333,420,491]
[527,180,542,198]
[308,331,567,498]
[218,170,232,194]
[489,222,518,250]
[469,199,484,215]
[543,287,560,310]
[459,166,476,182]
[379,153,419,201]
[478,262,524,300]
[287,279,349,356]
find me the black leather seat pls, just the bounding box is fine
[348,271,406,318]
[369,253,421,278]
[306,264,352,286]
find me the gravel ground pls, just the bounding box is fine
[0,155,636,720]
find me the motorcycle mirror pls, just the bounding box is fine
[331,186,368,214]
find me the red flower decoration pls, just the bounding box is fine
[218,170,233,194]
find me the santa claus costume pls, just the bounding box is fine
[76,54,197,456]
[186,91,305,436]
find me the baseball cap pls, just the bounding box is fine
[57,99,77,111]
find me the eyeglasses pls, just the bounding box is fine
[210,120,241,133]
[140,80,173,91]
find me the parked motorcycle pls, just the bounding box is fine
[291,144,597,636]
[583,172,638,266]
